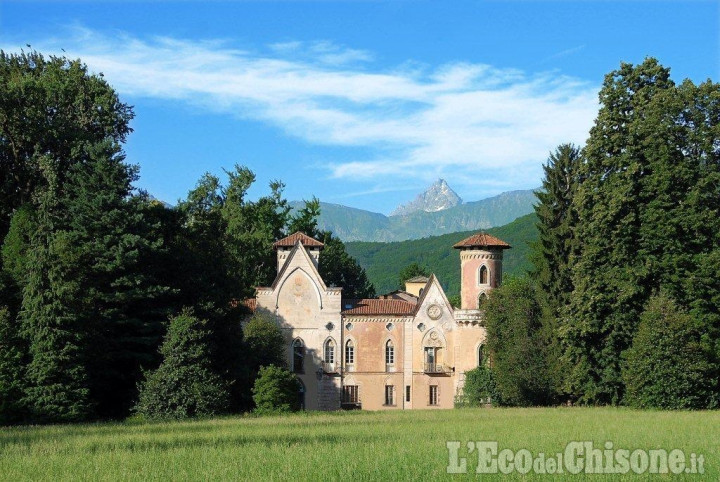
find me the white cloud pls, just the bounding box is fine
[5,27,599,191]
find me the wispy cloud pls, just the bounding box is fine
[540,44,586,63]
[4,27,599,191]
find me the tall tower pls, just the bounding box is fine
[453,233,511,310]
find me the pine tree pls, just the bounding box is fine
[135,310,230,420]
[20,161,93,422]
[532,144,582,311]
[61,142,172,419]
[0,305,26,424]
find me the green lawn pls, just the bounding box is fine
[1,407,718,480]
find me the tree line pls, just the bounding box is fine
[462,58,720,410]
[0,51,374,424]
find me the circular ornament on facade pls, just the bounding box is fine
[345,322,353,331]
[430,331,439,341]
[326,322,334,331]
[427,304,442,320]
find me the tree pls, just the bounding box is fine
[252,365,301,414]
[484,277,556,406]
[318,231,375,299]
[288,197,320,235]
[532,144,582,312]
[62,143,172,419]
[0,50,133,243]
[397,262,429,289]
[565,58,720,404]
[221,167,291,298]
[623,294,719,409]
[1,204,36,289]
[135,310,230,420]
[244,312,287,374]
[19,161,93,423]
[0,306,26,424]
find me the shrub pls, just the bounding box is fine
[252,365,301,415]
[456,366,500,407]
[135,309,230,419]
[622,294,719,409]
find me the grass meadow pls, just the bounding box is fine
[0,407,718,480]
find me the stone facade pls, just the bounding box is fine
[251,231,510,410]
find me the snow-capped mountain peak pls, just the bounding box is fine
[390,179,463,216]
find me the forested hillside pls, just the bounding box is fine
[345,213,538,296]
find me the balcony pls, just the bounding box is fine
[322,362,337,374]
[424,363,452,374]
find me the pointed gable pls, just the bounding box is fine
[413,274,455,316]
[270,241,327,291]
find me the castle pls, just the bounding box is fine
[247,231,510,410]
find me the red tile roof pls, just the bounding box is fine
[230,298,257,312]
[273,232,324,249]
[453,233,511,249]
[341,299,416,316]
[406,276,429,283]
[378,290,419,302]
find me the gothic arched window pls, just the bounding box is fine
[324,338,335,366]
[292,339,305,373]
[479,265,489,285]
[345,340,355,365]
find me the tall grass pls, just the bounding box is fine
[1,408,718,480]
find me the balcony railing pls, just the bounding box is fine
[322,362,337,373]
[424,363,451,374]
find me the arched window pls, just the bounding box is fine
[324,339,335,366]
[385,340,395,367]
[478,344,484,367]
[292,339,305,373]
[345,340,355,365]
[478,292,488,308]
[297,379,305,410]
[479,265,488,285]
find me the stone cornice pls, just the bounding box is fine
[460,252,503,261]
[341,315,414,323]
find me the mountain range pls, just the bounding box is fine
[291,187,538,242]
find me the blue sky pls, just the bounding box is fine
[1,1,718,214]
